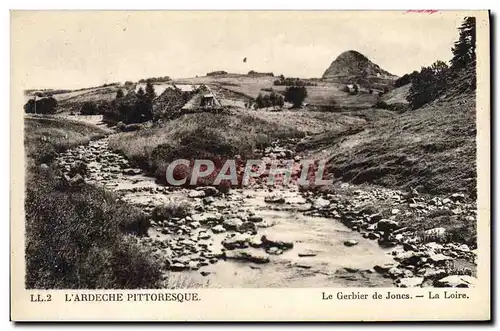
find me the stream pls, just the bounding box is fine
[55,136,477,288]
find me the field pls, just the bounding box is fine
[177,74,382,110]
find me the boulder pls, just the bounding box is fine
[169,263,188,271]
[188,190,206,198]
[344,239,359,247]
[450,193,466,202]
[367,213,383,224]
[423,268,448,280]
[376,219,399,233]
[434,275,477,288]
[248,235,263,248]
[222,218,244,231]
[298,252,317,257]
[222,233,252,250]
[295,263,312,269]
[313,197,331,209]
[189,221,201,229]
[423,227,447,242]
[374,263,398,274]
[192,213,223,224]
[397,277,424,288]
[266,246,283,255]
[203,196,216,205]
[224,249,270,264]
[238,221,257,234]
[248,215,263,223]
[122,168,141,175]
[457,244,470,252]
[428,253,452,265]
[198,186,219,197]
[261,234,294,250]
[198,232,211,240]
[264,195,285,204]
[211,224,226,234]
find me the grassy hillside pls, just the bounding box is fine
[24,117,163,289]
[108,112,305,181]
[24,116,111,164]
[306,93,476,197]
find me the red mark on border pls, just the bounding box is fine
[405,10,439,14]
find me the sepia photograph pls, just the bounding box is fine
[10,9,490,321]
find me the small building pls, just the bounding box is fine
[201,93,216,108]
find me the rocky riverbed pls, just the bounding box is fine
[54,136,478,288]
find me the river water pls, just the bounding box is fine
[56,137,401,288]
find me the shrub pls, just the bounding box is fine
[116,121,126,131]
[206,71,227,76]
[68,160,88,177]
[375,100,390,109]
[116,89,124,99]
[284,86,308,108]
[80,101,99,115]
[273,76,317,86]
[24,96,58,114]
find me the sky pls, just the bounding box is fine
[12,11,468,90]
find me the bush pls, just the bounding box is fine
[80,101,99,115]
[206,71,227,76]
[24,97,58,114]
[248,70,274,76]
[284,86,308,108]
[103,92,152,125]
[375,100,390,109]
[273,76,317,86]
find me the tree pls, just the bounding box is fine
[269,91,277,108]
[116,89,124,99]
[284,86,308,108]
[262,94,271,108]
[276,94,284,108]
[255,94,265,109]
[80,101,99,115]
[137,87,145,99]
[24,97,58,114]
[451,17,476,70]
[145,82,156,102]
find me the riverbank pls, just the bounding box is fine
[24,117,165,289]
